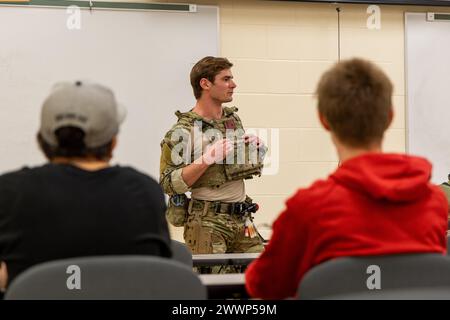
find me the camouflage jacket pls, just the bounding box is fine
[159,107,265,196]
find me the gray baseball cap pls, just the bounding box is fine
[39,81,126,148]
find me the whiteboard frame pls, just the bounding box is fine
[0,0,196,13]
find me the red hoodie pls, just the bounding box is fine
[245,153,448,300]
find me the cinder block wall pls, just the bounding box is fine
[112,0,448,241]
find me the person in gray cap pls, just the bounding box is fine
[0,81,171,293]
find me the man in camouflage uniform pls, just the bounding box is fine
[160,56,265,258]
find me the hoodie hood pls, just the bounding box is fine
[331,153,433,202]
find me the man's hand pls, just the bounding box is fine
[181,138,233,188]
[244,134,265,149]
[202,138,234,165]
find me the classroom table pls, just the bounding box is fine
[192,253,260,267]
[199,273,247,299]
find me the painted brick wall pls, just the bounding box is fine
[112,0,447,241]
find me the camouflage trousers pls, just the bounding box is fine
[184,202,264,273]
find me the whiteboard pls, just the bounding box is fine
[0,5,218,179]
[405,12,450,183]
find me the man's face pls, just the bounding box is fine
[208,69,236,103]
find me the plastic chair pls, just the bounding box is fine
[171,240,193,267]
[5,255,206,300]
[322,287,450,300]
[298,253,450,300]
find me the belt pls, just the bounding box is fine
[190,199,258,215]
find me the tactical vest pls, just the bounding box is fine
[174,107,264,189]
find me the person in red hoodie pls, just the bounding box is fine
[245,58,448,300]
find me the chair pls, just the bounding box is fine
[171,240,193,267]
[298,253,450,300]
[447,236,450,255]
[5,255,206,300]
[322,287,450,300]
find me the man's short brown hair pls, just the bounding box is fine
[190,56,233,99]
[317,58,393,147]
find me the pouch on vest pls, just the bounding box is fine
[223,141,264,181]
[166,194,189,227]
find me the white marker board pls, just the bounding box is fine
[405,12,450,183]
[0,4,218,179]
